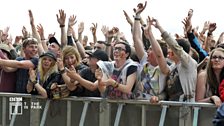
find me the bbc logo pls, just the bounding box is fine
[9,97,23,120]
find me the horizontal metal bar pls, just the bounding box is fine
[0,92,216,108]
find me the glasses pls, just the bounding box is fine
[211,55,224,61]
[113,47,126,52]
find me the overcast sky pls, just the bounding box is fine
[1,0,223,45]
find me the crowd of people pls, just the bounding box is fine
[1,2,224,110]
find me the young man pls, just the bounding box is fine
[0,38,39,93]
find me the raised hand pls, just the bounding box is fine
[68,15,77,27]
[208,23,217,33]
[56,9,66,26]
[48,32,56,40]
[90,23,97,35]
[101,25,109,37]
[182,17,192,33]
[202,21,210,33]
[22,26,28,38]
[123,10,133,27]
[28,10,34,25]
[78,22,84,34]
[37,24,45,39]
[133,1,147,15]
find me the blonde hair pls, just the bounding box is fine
[37,56,58,83]
[62,46,81,67]
[206,47,224,94]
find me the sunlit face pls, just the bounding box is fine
[211,50,224,70]
[64,54,77,68]
[23,43,38,58]
[48,43,60,56]
[113,44,127,60]
[42,56,55,70]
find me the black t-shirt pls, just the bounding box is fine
[70,67,100,97]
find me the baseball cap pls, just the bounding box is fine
[86,50,109,61]
[40,51,57,61]
[0,43,11,57]
[49,37,60,47]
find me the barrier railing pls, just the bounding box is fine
[0,92,217,126]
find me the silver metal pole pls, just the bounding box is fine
[2,97,6,126]
[67,100,71,126]
[79,101,90,126]
[159,105,168,126]
[114,103,124,126]
[193,107,200,126]
[40,100,50,126]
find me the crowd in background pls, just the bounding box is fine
[1,2,224,110]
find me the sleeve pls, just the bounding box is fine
[67,36,74,46]
[30,57,39,69]
[126,65,137,76]
[187,32,208,62]
[161,31,190,68]
[219,79,224,102]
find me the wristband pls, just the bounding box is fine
[29,79,37,85]
[59,69,66,74]
[134,17,141,21]
[60,25,65,28]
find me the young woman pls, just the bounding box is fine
[196,48,224,107]
[27,51,66,98]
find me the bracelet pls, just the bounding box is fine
[41,38,46,41]
[114,82,119,88]
[112,80,119,88]
[59,69,66,74]
[105,43,111,46]
[60,25,65,28]
[134,17,141,21]
[207,32,212,36]
[29,79,37,85]
[74,39,78,43]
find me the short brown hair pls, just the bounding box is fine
[22,38,38,48]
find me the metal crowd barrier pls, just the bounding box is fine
[0,92,217,126]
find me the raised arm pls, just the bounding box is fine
[28,10,45,55]
[90,23,97,44]
[144,17,169,75]
[37,24,48,52]
[132,1,147,60]
[56,9,67,48]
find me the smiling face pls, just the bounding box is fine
[41,56,55,70]
[23,43,38,58]
[211,50,224,70]
[64,54,77,68]
[113,43,127,60]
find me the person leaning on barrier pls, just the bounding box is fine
[196,48,224,107]
[95,42,142,99]
[57,45,87,96]
[27,51,69,99]
[132,1,168,103]
[0,38,39,93]
[0,44,17,92]
[148,18,197,102]
[66,49,109,97]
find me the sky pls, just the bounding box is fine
[0,0,224,45]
